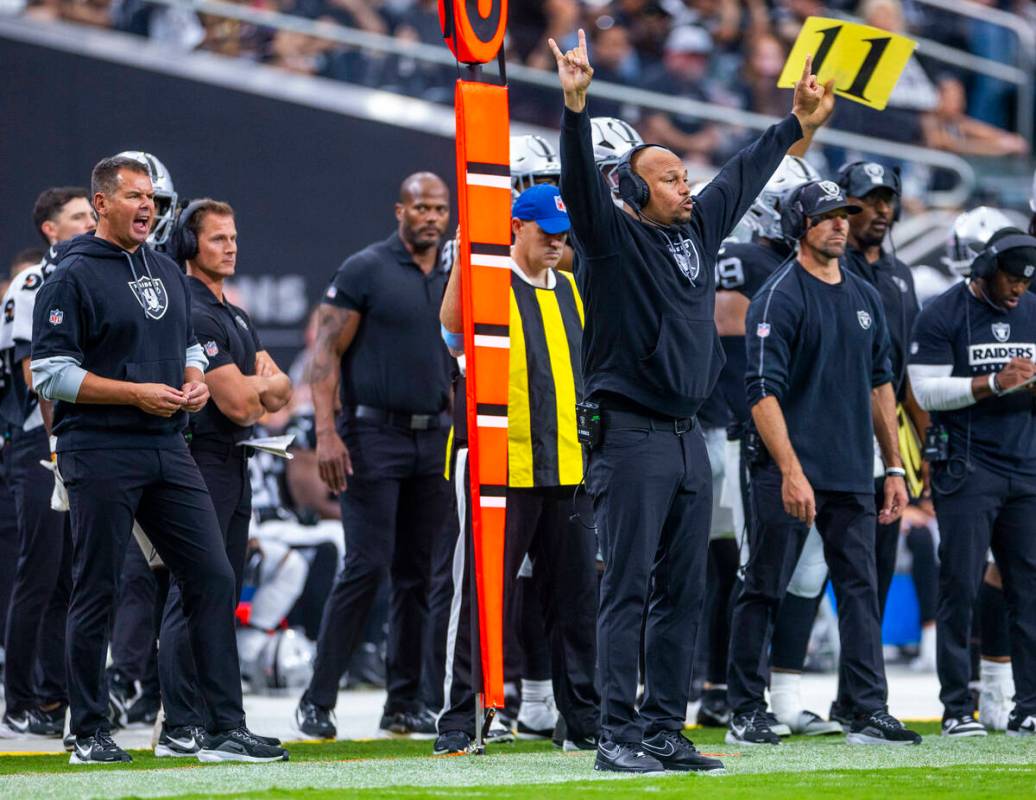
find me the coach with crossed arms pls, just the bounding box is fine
[550,31,833,773]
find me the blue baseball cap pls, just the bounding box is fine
[512,184,571,235]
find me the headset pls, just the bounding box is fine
[615,143,679,211]
[968,232,1036,281]
[779,182,810,242]
[836,161,902,222]
[169,199,209,266]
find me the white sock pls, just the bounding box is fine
[980,659,1014,697]
[919,625,937,661]
[769,672,802,721]
[521,679,553,704]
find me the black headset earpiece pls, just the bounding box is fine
[780,183,809,243]
[970,233,1036,281]
[615,144,652,211]
[170,199,207,267]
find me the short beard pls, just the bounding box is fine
[402,228,439,253]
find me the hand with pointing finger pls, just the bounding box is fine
[548,28,593,113]
[792,54,836,133]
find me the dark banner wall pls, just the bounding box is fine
[0,37,457,366]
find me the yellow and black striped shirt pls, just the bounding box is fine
[508,267,584,488]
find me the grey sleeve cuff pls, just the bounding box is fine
[30,355,87,402]
[186,342,209,372]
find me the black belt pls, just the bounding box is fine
[352,405,448,431]
[602,409,697,435]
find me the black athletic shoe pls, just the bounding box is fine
[433,730,472,755]
[63,732,75,752]
[847,710,922,745]
[295,697,336,739]
[155,725,203,758]
[552,715,567,748]
[641,730,724,772]
[107,670,159,728]
[2,708,63,738]
[198,727,289,762]
[1006,710,1036,737]
[594,740,665,774]
[696,689,732,728]
[379,708,438,739]
[726,711,781,746]
[562,735,599,752]
[941,715,987,738]
[34,705,67,736]
[829,700,853,731]
[252,732,282,746]
[69,730,133,765]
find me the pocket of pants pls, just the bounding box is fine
[602,427,651,450]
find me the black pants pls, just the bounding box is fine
[906,526,938,624]
[305,421,449,712]
[159,445,252,729]
[588,419,711,744]
[0,465,18,647]
[835,476,897,708]
[111,542,159,684]
[933,463,1036,718]
[3,426,71,714]
[504,486,599,738]
[59,444,244,737]
[728,462,886,716]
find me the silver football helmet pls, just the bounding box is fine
[943,206,1012,277]
[591,116,644,198]
[116,150,178,246]
[510,135,560,196]
[741,156,821,242]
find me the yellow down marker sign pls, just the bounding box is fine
[778,16,917,111]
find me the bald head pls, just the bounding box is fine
[396,171,450,255]
[399,172,449,203]
[629,145,693,226]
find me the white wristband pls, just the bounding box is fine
[989,373,1003,396]
[885,467,906,478]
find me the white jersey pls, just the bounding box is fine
[1,261,48,431]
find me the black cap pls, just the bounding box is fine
[988,227,1036,279]
[839,161,901,199]
[799,180,863,219]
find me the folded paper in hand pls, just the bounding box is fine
[239,434,296,459]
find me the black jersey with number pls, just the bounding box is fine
[708,240,792,428]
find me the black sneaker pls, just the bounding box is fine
[726,711,781,746]
[379,708,438,739]
[594,740,666,774]
[33,705,67,736]
[433,730,472,755]
[155,725,203,758]
[69,730,133,765]
[552,715,567,749]
[696,689,731,728]
[847,710,922,745]
[197,727,289,762]
[941,715,987,738]
[1006,710,1036,737]
[829,700,853,731]
[2,708,63,738]
[295,697,336,739]
[63,732,76,752]
[641,730,724,772]
[563,734,599,751]
[107,670,159,729]
[763,710,791,737]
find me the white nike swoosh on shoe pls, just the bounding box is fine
[7,718,30,733]
[168,737,196,749]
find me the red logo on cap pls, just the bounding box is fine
[554,196,566,212]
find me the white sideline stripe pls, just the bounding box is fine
[474,335,509,349]
[470,254,511,269]
[479,496,506,508]
[466,173,511,189]
[476,416,508,428]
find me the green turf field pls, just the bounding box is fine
[2,723,1034,800]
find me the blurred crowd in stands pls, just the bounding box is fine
[12,0,1035,169]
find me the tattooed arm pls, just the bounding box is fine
[311,304,362,492]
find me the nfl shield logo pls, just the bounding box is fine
[204,340,219,358]
[756,322,771,338]
[857,310,872,330]
[48,308,64,325]
[992,322,1010,343]
[127,276,169,320]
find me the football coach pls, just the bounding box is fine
[30,155,277,764]
[549,31,833,773]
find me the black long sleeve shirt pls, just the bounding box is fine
[745,261,894,493]
[560,106,803,418]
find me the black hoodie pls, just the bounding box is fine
[31,233,199,451]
